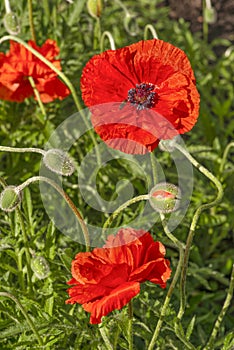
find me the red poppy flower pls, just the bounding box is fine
[66,228,171,324]
[81,39,200,154]
[0,39,70,103]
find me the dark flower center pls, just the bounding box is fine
[127,83,157,110]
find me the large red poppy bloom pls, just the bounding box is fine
[66,228,171,324]
[81,39,200,154]
[0,39,70,103]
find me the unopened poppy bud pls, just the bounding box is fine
[31,256,50,280]
[0,186,21,212]
[87,0,102,18]
[3,12,20,35]
[43,149,75,176]
[204,6,217,24]
[149,182,181,213]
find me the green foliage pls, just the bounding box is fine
[0,0,234,349]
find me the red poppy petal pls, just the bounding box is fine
[129,258,171,288]
[35,77,70,103]
[83,281,140,324]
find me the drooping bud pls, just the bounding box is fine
[43,149,75,176]
[87,0,102,18]
[0,186,22,212]
[204,6,217,24]
[31,256,50,280]
[149,182,181,213]
[3,12,20,35]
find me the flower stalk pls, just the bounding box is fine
[128,301,133,350]
[102,194,149,234]
[27,0,36,42]
[148,213,185,350]
[204,264,234,350]
[28,76,47,119]
[144,24,158,40]
[174,143,223,321]
[100,31,116,51]
[16,176,90,251]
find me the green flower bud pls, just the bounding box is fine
[31,256,50,280]
[43,149,75,176]
[3,12,20,35]
[149,182,181,213]
[0,186,21,212]
[204,7,217,24]
[87,0,102,18]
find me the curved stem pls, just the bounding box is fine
[204,264,234,350]
[128,301,133,350]
[219,141,234,176]
[100,31,116,51]
[102,194,149,234]
[27,0,36,42]
[0,292,43,346]
[174,143,223,321]
[144,24,158,40]
[148,213,185,350]
[16,176,90,251]
[0,145,45,155]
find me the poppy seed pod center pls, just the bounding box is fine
[127,83,157,110]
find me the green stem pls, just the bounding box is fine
[219,141,234,176]
[148,213,185,350]
[100,31,116,51]
[4,0,11,13]
[16,208,33,293]
[204,264,234,350]
[27,0,36,42]
[202,0,209,42]
[93,17,101,50]
[174,143,223,321]
[99,325,113,350]
[144,24,158,40]
[16,176,90,251]
[28,76,47,119]
[0,292,43,346]
[128,301,133,350]
[150,152,158,185]
[0,145,45,155]
[102,194,149,234]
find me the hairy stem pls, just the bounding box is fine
[128,301,133,350]
[28,76,47,119]
[144,24,158,40]
[148,213,185,350]
[16,176,90,251]
[27,0,36,41]
[102,194,149,234]
[174,143,223,321]
[204,264,234,350]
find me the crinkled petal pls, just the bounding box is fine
[83,281,140,324]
